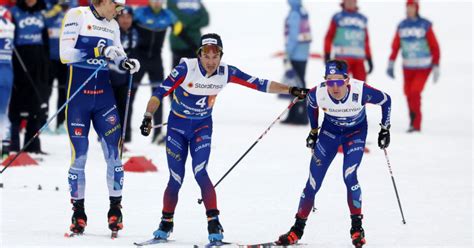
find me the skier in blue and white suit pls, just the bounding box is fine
[277,59,391,247]
[0,7,15,159]
[59,0,140,235]
[140,33,309,243]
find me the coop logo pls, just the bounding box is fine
[338,17,366,29]
[195,83,223,89]
[68,173,78,180]
[399,27,426,38]
[351,184,360,191]
[19,17,44,29]
[114,166,124,172]
[86,58,107,66]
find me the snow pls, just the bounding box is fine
[1,0,472,247]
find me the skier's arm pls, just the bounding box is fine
[362,84,391,128]
[306,87,319,130]
[146,62,188,115]
[60,8,99,64]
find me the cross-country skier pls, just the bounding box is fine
[139,33,309,243]
[386,0,440,132]
[276,60,391,247]
[0,6,15,159]
[59,0,140,236]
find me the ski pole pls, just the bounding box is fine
[383,148,407,224]
[197,97,301,204]
[152,122,167,129]
[0,64,105,174]
[119,73,133,160]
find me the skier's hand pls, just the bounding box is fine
[432,65,440,83]
[306,129,319,149]
[102,46,126,61]
[378,124,390,149]
[289,87,309,100]
[387,61,395,79]
[140,113,152,136]
[122,58,140,74]
[367,57,374,74]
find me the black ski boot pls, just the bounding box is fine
[70,199,87,234]
[277,215,306,245]
[153,212,174,239]
[107,196,123,232]
[207,209,224,242]
[350,214,366,247]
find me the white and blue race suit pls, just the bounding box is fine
[60,5,127,200]
[296,79,391,218]
[151,58,270,213]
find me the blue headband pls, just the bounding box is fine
[325,61,348,77]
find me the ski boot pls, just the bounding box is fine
[350,214,366,247]
[70,199,87,234]
[276,215,307,245]
[108,196,123,233]
[153,212,174,239]
[207,209,224,242]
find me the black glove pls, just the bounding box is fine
[306,129,319,149]
[140,113,152,136]
[378,124,390,149]
[324,53,330,64]
[289,87,309,100]
[367,57,373,74]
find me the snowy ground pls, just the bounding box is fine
[1,0,472,247]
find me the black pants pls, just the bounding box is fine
[9,45,49,152]
[283,60,308,125]
[47,59,68,128]
[131,57,164,140]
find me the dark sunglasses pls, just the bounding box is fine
[326,79,345,87]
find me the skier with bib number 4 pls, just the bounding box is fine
[276,60,391,247]
[139,33,309,244]
[59,0,140,237]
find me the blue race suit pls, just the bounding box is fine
[0,16,14,142]
[60,5,127,200]
[151,58,270,213]
[296,79,391,218]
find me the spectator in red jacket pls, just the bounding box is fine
[387,0,440,132]
[324,0,373,82]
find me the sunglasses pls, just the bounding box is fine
[326,79,345,87]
